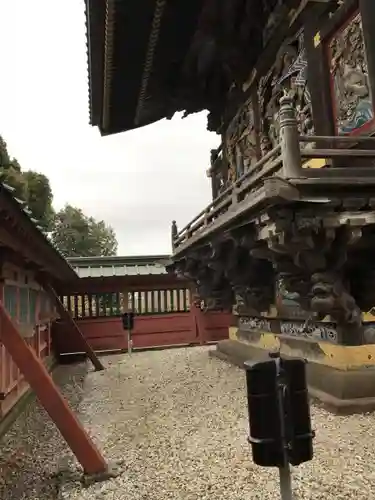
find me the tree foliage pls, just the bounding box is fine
[22,170,54,231]
[51,204,118,257]
[0,135,54,230]
[0,136,10,166]
[0,134,118,257]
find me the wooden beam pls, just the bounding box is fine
[57,276,189,295]
[42,281,105,372]
[0,301,108,475]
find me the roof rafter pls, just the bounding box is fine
[102,0,116,131]
[134,0,167,126]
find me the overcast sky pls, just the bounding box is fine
[0,0,218,255]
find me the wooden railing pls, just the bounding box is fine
[172,93,375,252]
[60,288,191,319]
[173,143,283,249]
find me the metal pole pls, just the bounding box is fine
[279,464,293,500]
[127,326,133,355]
[275,356,294,500]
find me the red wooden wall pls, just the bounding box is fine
[52,282,232,355]
[53,308,232,354]
[0,327,52,418]
[0,262,55,420]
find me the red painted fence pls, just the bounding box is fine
[51,285,232,355]
[52,308,232,355]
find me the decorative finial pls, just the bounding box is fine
[171,220,178,242]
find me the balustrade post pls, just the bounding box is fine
[279,93,302,178]
[232,186,239,205]
[171,220,178,251]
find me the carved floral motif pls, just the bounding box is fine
[329,12,374,135]
[279,321,338,343]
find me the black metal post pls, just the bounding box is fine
[274,355,293,500]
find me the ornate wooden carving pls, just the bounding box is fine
[328,11,374,135]
[209,148,229,196]
[170,231,275,314]
[178,0,304,132]
[258,31,313,152]
[170,203,375,345]
[169,1,375,346]
[170,248,234,311]
[223,94,260,183]
[220,234,275,315]
[239,316,339,343]
[258,213,369,344]
[275,277,308,320]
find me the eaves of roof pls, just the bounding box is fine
[68,254,171,278]
[85,0,204,135]
[0,182,78,282]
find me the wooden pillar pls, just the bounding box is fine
[41,281,105,372]
[304,14,335,138]
[0,301,108,475]
[279,93,302,178]
[208,170,218,200]
[209,148,221,200]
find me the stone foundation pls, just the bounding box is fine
[209,327,375,414]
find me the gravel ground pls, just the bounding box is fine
[0,363,88,500]
[2,347,375,499]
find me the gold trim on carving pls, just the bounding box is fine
[314,32,321,47]
[302,158,330,169]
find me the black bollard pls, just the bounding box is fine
[244,353,314,499]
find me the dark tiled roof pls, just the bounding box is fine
[85,0,204,135]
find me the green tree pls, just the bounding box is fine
[1,165,27,200]
[23,171,54,231]
[51,204,118,257]
[0,135,10,167]
[0,135,54,229]
[0,136,26,199]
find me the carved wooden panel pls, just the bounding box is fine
[328,10,375,135]
[238,315,339,343]
[257,31,313,153]
[209,149,229,197]
[223,93,259,183]
[275,277,308,320]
